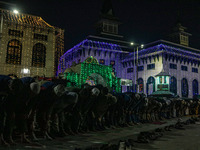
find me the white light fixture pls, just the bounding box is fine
[13,10,19,14]
[130,42,134,46]
[141,44,144,48]
[21,68,30,74]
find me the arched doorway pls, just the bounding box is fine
[146,76,155,95]
[138,78,144,93]
[170,76,177,95]
[181,78,188,98]
[192,79,198,96]
[88,73,107,87]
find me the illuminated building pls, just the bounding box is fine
[58,0,131,82]
[0,5,64,77]
[58,0,199,98]
[64,56,121,92]
[122,38,200,98]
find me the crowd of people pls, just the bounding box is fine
[0,74,200,147]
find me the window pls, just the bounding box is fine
[137,66,144,71]
[32,43,46,67]
[9,29,23,37]
[169,63,177,69]
[34,33,48,41]
[113,26,117,34]
[193,79,199,96]
[138,78,144,93]
[110,60,115,66]
[127,68,133,73]
[192,68,198,73]
[182,78,188,98]
[181,65,188,71]
[170,76,177,95]
[108,25,113,33]
[147,63,155,70]
[6,39,22,65]
[103,23,118,34]
[99,59,105,65]
[103,24,108,32]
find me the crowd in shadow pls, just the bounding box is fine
[0,75,199,149]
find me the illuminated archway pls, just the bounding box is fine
[146,76,155,95]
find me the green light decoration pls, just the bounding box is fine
[155,70,170,92]
[151,70,175,97]
[64,56,121,92]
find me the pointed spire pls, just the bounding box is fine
[101,0,115,17]
[95,0,121,36]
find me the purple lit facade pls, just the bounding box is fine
[58,39,200,98]
[58,1,200,98]
[58,39,129,78]
[121,40,200,98]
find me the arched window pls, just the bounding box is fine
[181,78,188,98]
[138,78,144,93]
[170,76,177,95]
[192,79,198,96]
[32,43,46,67]
[146,76,155,95]
[6,39,22,64]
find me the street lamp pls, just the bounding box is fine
[130,42,145,93]
[13,10,19,14]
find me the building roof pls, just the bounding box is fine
[1,9,55,28]
[124,40,200,61]
[155,70,170,77]
[87,35,132,51]
[61,39,130,60]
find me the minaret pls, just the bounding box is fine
[166,7,192,47]
[167,23,192,47]
[95,0,121,36]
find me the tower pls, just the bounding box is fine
[167,23,192,47]
[95,0,121,37]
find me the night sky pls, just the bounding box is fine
[2,0,200,50]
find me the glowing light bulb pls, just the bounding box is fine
[13,10,19,14]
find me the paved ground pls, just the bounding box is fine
[134,124,200,150]
[1,116,200,150]
[132,123,200,150]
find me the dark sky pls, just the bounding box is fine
[3,0,200,50]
